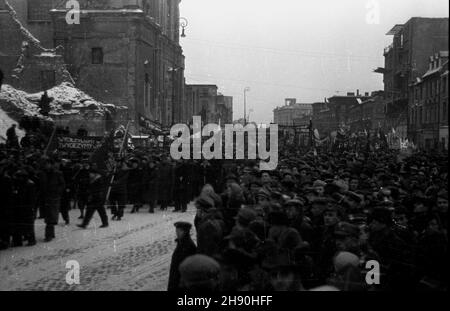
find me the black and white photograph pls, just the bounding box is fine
[0,0,448,297]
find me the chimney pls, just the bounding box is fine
[365,92,370,97]
[356,89,360,96]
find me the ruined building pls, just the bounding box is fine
[1,0,185,133]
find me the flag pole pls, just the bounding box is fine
[44,125,57,156]
[105,120,131,204]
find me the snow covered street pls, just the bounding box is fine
[0,205,196,291]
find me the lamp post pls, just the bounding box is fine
[180,17,188,38]
[244,87,250,125]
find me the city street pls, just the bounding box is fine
[0,205,195,291]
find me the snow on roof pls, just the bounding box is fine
[0,84,40,117]
[26,82,107,111]
[0,106,25,142]
[1,82,120,125]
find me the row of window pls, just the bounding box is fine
[413,76,448,100]
[410,101,448,126]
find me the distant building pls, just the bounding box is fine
[312,91,371,136]
[347,91,386,133]
[408,51,448,150]
[184,84,233,125]
[374,17,449,139]
[273,98,312,126]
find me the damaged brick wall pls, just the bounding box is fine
[0,0,74,92]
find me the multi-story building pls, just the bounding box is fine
[408,51,448,150]
[347,91,385,134]
[1,0,185,133]
[184,84,233,126]
[374,17,449,139]
[440,60,449,150]
[311,91,371,136]
[273,98,312,126]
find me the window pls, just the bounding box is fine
[444,102,448,122]
[91,48,103,64]
[27,0,52,21]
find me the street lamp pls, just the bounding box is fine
[180,17,188,38]
[244,87,250,125]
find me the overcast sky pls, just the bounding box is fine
[180,0,449,124]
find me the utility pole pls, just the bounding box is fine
[244,87,250,125]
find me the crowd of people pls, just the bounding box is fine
[166,147,448,291]
[0,122,448,291]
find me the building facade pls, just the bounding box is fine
[184,84,233,126]
[374,17,449,139]
[1,0,185,133]
[408,51,448,150]
[347,91,385,134]
[273,98,312,126]
[311,92,371,136]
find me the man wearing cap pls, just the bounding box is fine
[178,254,221,292]
[168,221,197,291]
[234,207,257,231]
[313,180,326,197]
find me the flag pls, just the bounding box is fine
[44,130,59,155]
[89,130,115,173]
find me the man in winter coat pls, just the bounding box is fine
[75,161,91,219]
[157,157,174,211]
[39,158,65,242]
[168,221,197,291]
[128,158,144,213]
[60,160,74,225]
[11,170,37,246]
[109,159,128,221]
[0,166,14,249]
[77,169,109,229]
[143,159,158,213]
[173,160,190,213]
